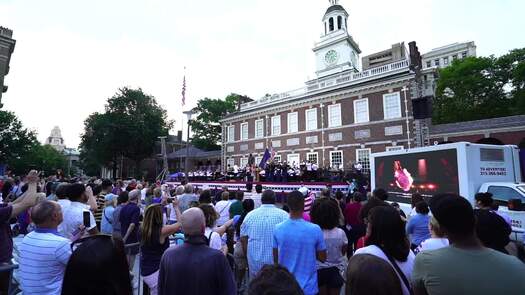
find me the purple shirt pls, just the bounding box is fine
[0,204,13,263]
[119,203,140,244]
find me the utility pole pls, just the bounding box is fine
[157,136,169,182]
[183,110,195,177]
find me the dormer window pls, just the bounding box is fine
[337,16,342,30]
[329,17,334,31]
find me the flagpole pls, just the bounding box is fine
[180,67,186,173]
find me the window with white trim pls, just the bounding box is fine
[328,104,342,127]
[240,123,248,140]
[383,92,402,119]
[307,152,318,165]
[240,157,248,168]
[227,126,235,142]
[271,115,281,136]
[226,158,235,167]
[356,149,371,173]
[255,119,264,138]
[287,112,298,133]
[354,99,369,123]
[287,154,300,166]
[305,108,318,131]
[386,146,404,152]
[255,156,262,166]
[330,151,343,169]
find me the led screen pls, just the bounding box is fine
[374,148,459,199]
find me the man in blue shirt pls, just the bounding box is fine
[273,190,327,295]
[19,200,71,295]
[241,190,288,279]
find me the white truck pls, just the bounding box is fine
[370,142,525,234]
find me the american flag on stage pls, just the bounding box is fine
[181,74,186,106]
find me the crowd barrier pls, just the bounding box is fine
[0,263,19,295]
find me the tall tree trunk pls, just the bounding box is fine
[112,156,117,180]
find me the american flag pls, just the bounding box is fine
[181,75,186,106]
[270,147,276,160]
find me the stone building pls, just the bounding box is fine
[220,1,417,174]
[0,26,16,106]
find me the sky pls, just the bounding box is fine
[1,0,524,148]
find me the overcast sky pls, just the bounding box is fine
[1,0,523,148]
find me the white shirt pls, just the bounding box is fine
[246,193,262,208]
[141,188,148,201]
[214,200,232,226]
[18,230,71,295]
[205,227,222,251]
[167,202,178,221]
[417,238,449,252]
[354,245,415,295]
[60,201,96,239]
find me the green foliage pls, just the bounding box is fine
[80,87,173,178]
[189,93,246,151]
[0,110,38,165]
[433,48,525,124]
[10,144,67,176]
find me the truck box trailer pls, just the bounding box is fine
[371,142,525,232]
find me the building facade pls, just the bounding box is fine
[422,41,476,70]
[220,2,417,174]
[0,26,16,107]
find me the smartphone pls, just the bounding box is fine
[83,211,91,228]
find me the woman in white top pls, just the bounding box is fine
[311,198,348,295]
[214,191,232,226]
[416,216,449,253]
[199,203,234,255]
[354,206,415,295]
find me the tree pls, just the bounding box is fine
[0,110,38,167]
[80,87,173,178]
[433,48,525,124]
[188,93,248,151]
[9,144,67,176]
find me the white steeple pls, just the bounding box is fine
[46,126,65,152]
[313,0,361,77]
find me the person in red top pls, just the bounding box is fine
[344,192,365,254]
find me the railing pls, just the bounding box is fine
[240,59,410,112]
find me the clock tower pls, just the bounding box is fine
[313,0,361,78]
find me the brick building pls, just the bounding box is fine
[220,1,417,174]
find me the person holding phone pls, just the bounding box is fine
[60,183,98,240]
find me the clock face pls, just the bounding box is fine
[325,50,339,65]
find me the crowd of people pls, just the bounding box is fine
[1,170,525,295]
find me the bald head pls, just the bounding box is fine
[31,200,62,228]
[181,207,205,236]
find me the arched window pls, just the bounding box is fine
[329,17,334,31]
[337,16,342,30]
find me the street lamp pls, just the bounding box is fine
[183,110,195,177]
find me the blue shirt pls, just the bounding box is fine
[273,218,326,295]
[101,205,115,234]
[406,213,431,246]
[240,204,288,279]
[18,228,71,295]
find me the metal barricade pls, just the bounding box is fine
[124,242,142,295]
[0,263,19,295]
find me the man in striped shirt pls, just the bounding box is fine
[19,200,71,295]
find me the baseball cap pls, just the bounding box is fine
[429,193,475,235]
[104,193,116,202]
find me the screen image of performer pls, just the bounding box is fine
[393,160,414,192]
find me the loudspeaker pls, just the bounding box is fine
[412,96,432,119]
